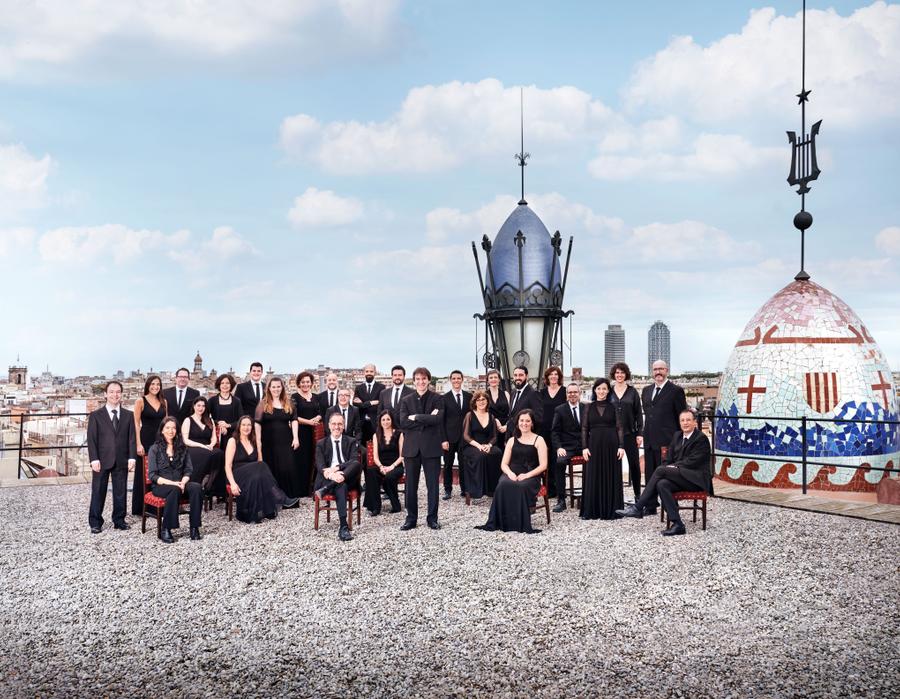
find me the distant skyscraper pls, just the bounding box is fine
[604,325,625,377]
[648,321,671,374]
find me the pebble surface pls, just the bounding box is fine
[0,484,898,698]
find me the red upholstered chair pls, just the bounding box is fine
[314,489,361,530]
[314,422,325,442]
[225,483,235,521]
[141,455,190,536]
[529,470,552,524]
[567,455,585,508]
[660,492,708,530]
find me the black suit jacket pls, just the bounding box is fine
[235,380,265,418]
[662,430,712,492]
[162,386,200,425]
[379,384,413,419]
[640,381,687,449]
[551,401,586,452]
[317,388,340,418]
[325,405,361,440]
[87,406,137,471]
[400,390,444,458]
[314,434,361,489]
[441,390,472,444]
[354,381,385,423]
[506,384,544,433]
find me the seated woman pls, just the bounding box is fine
[225,415,296,523]
[181,396,225,496]
[475,408,547,534]
[147,416,203,543]
[364,410,404,515]
[461,390,502,501]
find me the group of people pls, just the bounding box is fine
[86,359,712,542]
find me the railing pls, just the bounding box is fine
[0,411,91,480]
[696,412,900,494]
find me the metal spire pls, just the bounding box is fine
[514,87,530,205]
[787,0,822,281]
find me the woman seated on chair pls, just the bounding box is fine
[475,409,547,534]
[147,416,203,543]
[225,415,295,524]
[461,390,502,501]
[181,396,225,496]
[364,410,404,516]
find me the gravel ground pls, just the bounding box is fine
[0,483,897,698]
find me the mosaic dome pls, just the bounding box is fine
[715,279,900,491]
[489,203,562,297]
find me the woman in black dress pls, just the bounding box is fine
[225,415,292,523]
[132,374,167,515]
[461,390,502,500]
[475,409,547,534]
[255,376,301,501]
[208,373,243,448]
[291,371,322,497]
[486,368,510,492]
[365,410,404,515]
[181,396,225,495]
[539,366,566,495]
[580,378,625,520]
[609,362,644,500]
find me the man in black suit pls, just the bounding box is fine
[550,382,585,512]
[617,410,711,535]
[353,363,385,443]
[317,372,340,419]
[501,365,543,436]
[639,360,687,514]
[234,362,265,419]
[440,369,472,500]
[399,367,444,531]
[379,364,412,421]
[314,412,361,542]
[325,388,361,440]
[162,367,200,426]
[87,381,137,533]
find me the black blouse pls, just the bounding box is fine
[609,384,643,436]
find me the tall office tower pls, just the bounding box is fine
[648,320,671,374]
[604,325,625,377]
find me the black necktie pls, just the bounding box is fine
[178,389,183,408]
[456,393,462,410]
[393,388,399,408]
[334,440,343,463]
[255,383,260,401]
[572,406,579,425]
[342,409,347,424]
[512,389,521,412]
[112,409,119,431]
[329,391,334,407]
[653,386,660,402]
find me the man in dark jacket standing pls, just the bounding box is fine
[87,381,136,533]
[399,367,444,531]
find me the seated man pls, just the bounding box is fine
[550,383,585,512]
[616,409,711,536]
[325,388,361,440]
[314,412,361,542]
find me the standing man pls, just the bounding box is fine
[314,412,361,542]
[440,369,472,500]
[399,367,444,531]
[550,383,585,512]
[353,363,385,444]
[326,388,361,440]
[379,365,412,421]
[317,372,340,420]
[501,366,543,435]
[235,362,265,419]
[639,360,687,515]
[163,367,199,425]
[87,381,137,533]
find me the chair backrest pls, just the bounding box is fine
[366,441,374,467]
[314,422,325,442]
[143,455,152,487]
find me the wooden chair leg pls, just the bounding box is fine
[314,498,320,530]
[156,508,162,538]
[568,462,575,509]
[702,499,707,530]
[356,494,361,525]
[692,500,698,523]
[141,502,147,533]
[544,494,551,524]
[465,494,471,506]
[347,497,354,531]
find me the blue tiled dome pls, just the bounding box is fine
[489,203,561,292]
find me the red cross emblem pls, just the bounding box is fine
[871,371,892,410]
[737,374,767,414]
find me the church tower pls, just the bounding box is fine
[8,356,27,387]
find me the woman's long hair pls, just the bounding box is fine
[155,416,187,466]
[191,396,214,429]
[513,408,536,439]
[261,376,294,415]
[375,409,395,444]
[591,377,611,402]
[234,415,258,450]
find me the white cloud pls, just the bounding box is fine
[625,220,759,263]
[288,187,364,228]
[624,3,900,126]
[875,226,900,255]
[0,143,54,212]
[0,227,36,254]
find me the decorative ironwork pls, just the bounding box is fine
[513,350,530,367]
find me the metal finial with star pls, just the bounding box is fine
[514,87,530,205]
[786,0,823,282]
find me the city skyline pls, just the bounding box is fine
[1,2,897,377]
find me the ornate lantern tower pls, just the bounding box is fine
[471,93,573,385]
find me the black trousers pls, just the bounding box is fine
[404,454,441,525]
[442,440,464,493]
[317,462,361,523]
[360,418,376,444]
[642,444,664,507]
[623,433,641,500]
[88,465,128,529]
[636,466,697,523]
[151,482,203,530]
[554,448,580,501]
[364,464,403,512]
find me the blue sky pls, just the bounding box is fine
[1,1,898,377]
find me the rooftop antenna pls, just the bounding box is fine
[787,0,822,281]
[514,87,530,205]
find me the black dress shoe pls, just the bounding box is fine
[427,521,441,530]
[400,521,416,531]
[643,505,658,516]
[90,526,102,534]
[282,496,301,508]
[616,504,643,519]
[338,525,353,542]
[368,509,381,517]
[389,505,402,514]
[313,487,328,500]
[662,521,686,536]
[552,500,567,513]
[441,490,451,501]
[190,527,202,541]
[159,529,175,543]
[113,522,131,530]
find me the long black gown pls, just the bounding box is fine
[258,407,302,498]
[580,401,624,520]
[231,440,286,523]
[461,412,502,499]
[185,417,226,495]
[475,438,543,534]
[364,431,403,514]
[292,393,320,496]
[487,388,510,492]
[133,398,165,515]
[539,386,566,496]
